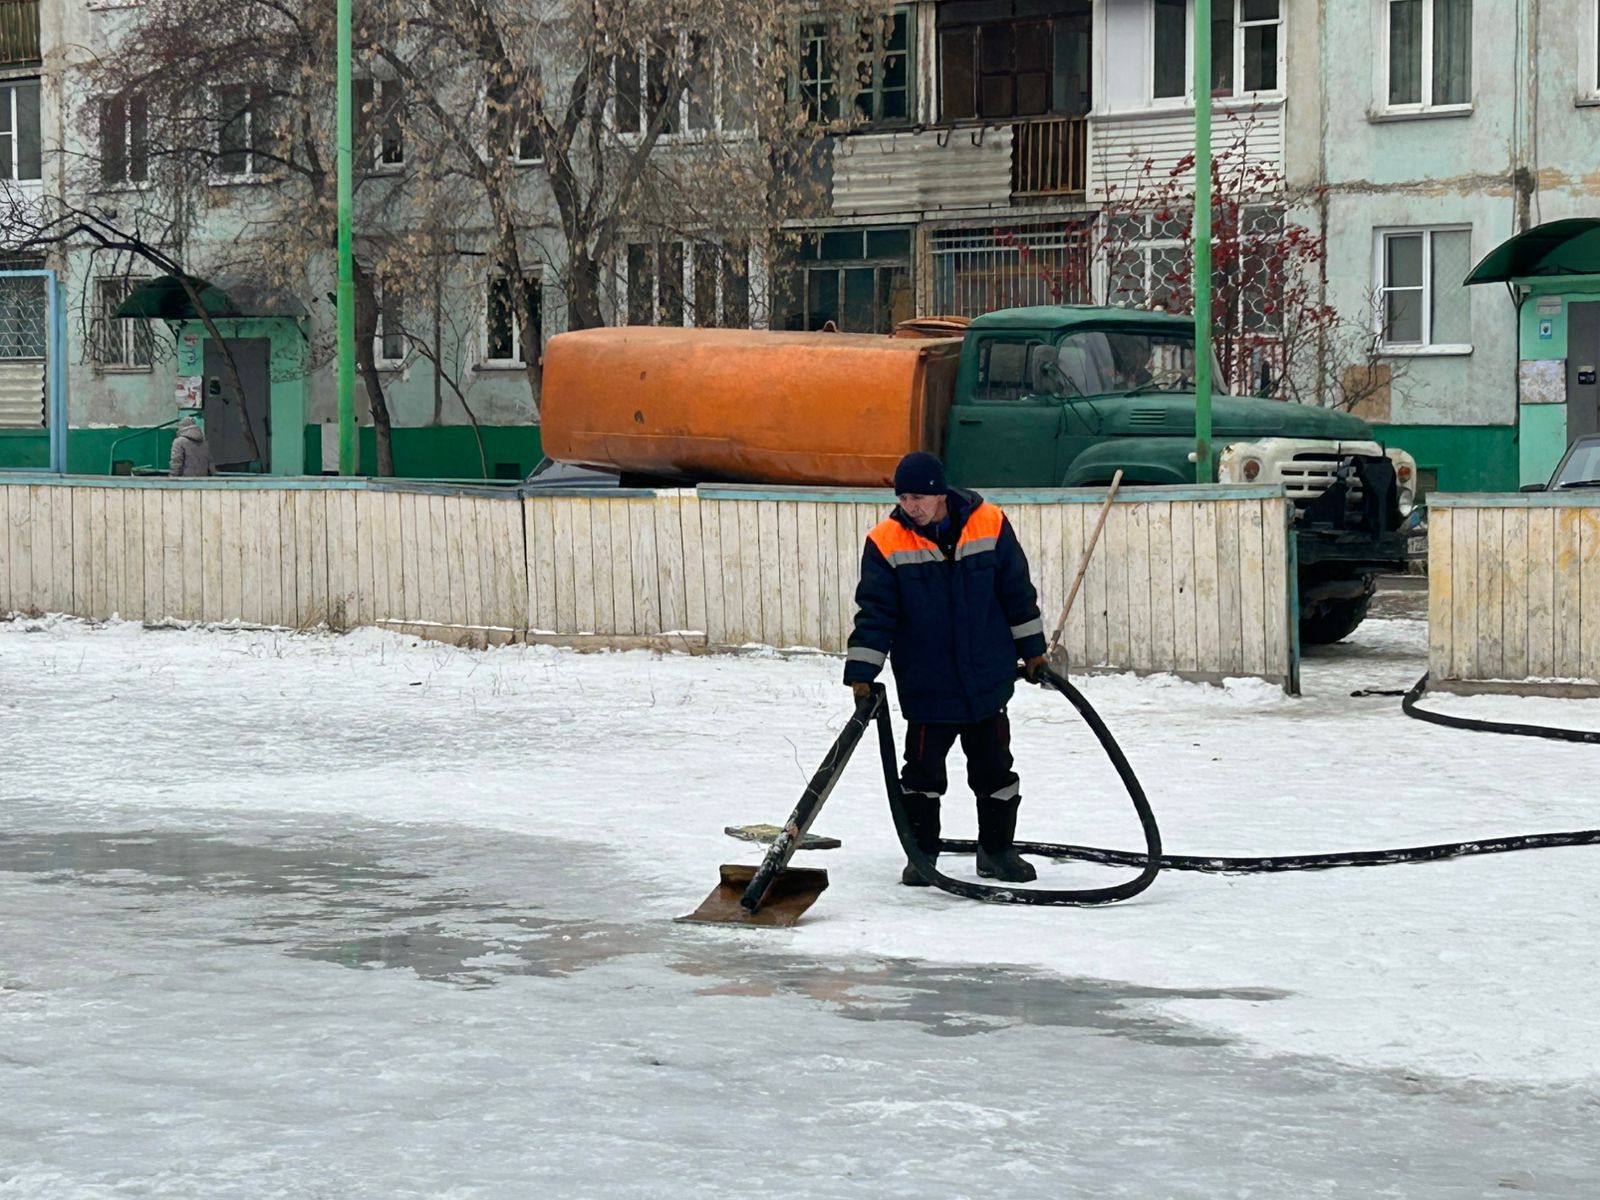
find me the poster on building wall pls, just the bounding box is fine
[1519,359,1566,405]
[175,376,202,409]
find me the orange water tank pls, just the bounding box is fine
[539,326,963,486]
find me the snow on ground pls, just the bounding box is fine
[3,612,1597,1102]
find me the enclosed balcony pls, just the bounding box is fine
[0,0,40,68]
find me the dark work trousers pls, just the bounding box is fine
[900,710,1020,806]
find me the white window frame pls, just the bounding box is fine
[611,32,749,142]
[0,78,42,183]
[212,84,269,181]
[512,122,544,165]
[354,77,405,171]
[1379,0,1473,115]
[1582,0,1600,103]
[373,279,406,368]
[93,277,155,371]
[1373,225,1473,355]
[1149,0,1284,107]
[483,271,542,368]
[623,238,751,329]
[98,92,149,188]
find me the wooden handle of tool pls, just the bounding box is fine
[1048,470,1123,655]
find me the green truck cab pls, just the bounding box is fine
[940,307,1417,644]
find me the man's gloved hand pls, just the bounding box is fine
[850,681,873,702]
[1024,654,1049,683]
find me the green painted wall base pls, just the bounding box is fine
[0,425,542,481]
[1372,424,1519,495]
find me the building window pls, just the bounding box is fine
[1213,0,1282,95]
[930,222,1091,317]
[939,0,1091,121]
[0,273,46,359]
[626,240,749,328]
[486,272,542,365]
[515,124,543,163]
[1154,0,1282,101]
[92,278,155,369]
[215,84,275,177]
[798,9,912,126]
[1377,228,1472,350]
[353,78,404,168]
[375,280,405,365]
[99,94,148,186]
[1152,0,1188,99]
[1385,0,1471,109]
[0,78,41,181]
[776,227,912,333]
[615,33,746,137]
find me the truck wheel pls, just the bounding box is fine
[1298,594,1373,645]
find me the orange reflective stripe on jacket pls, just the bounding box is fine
[868,501,1006,567]
[954,502,1003,560]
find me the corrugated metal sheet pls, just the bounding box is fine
[1088,104,1284,201]
[0,359,44,428]
[830,128,1014,217]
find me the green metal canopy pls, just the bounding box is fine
[115,273,307,320]
[1464,218,1600,285]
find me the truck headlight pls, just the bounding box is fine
[1241,458,1261,481]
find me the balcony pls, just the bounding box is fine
[0,0,39,66]
[1011,117,1087,199]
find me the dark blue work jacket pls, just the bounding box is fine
[844,488,1047,724]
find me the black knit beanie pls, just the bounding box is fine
[893,451,946,496]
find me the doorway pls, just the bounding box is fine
[1566,303,1600,443]
[203,338,271,471]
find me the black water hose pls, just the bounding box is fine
[1402,671,1600,744]
[872,667,1600,904]
[878,668,1162,906]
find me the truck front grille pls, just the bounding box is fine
[1284,453,1364,510]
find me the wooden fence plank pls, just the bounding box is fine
[379,491,402,623]
[755,501,781,646]
[698,498,724,643]
[1524,507,1554,678]
[1039,503,1065,654]
[1426,507,1452,679]
[737,500,763,645]
[571,498,596,633]
[655,494,686,634]
[1581,509,1600,681]
[713,500,743,643]
[1500,508,1529,683]
[497,497,527,633]
[456,498,484,632]
[1238,499,1268,677]
[1191,501,1219,675]
[1170,502,1199,673]
[814,502,838,652]
[551,496,576,633]
[71,486,92,616]
[1476,508,1505,681]
[275,491,298,628]
[28,486,52,615]
[776,500,799,648]
[1103,503,1131,667]
[1260,499,1289,681]
[1126,503,1152,670]
[1452,503,1482,682]
[0,486,10,613]
[1147,502,1175,671]
[120,484,145,621]
[525,497,553,630]
[630,497,662,634]
[599,499,628,634]
[587,498,614,635]
[680,495,706,636]
[88,488,109,620]
[1215,500,1243,673]
[352,492,377,628]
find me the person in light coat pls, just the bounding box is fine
[168,416,215,477]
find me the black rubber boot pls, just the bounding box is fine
[975,796,1037,883]
[897,791,942,886]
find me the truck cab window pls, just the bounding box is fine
[974,338,1048,402]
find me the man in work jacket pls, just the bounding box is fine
[844,451,1049,885]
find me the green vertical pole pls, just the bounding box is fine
[336,0,357,475]
[1192,0,1214,484]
